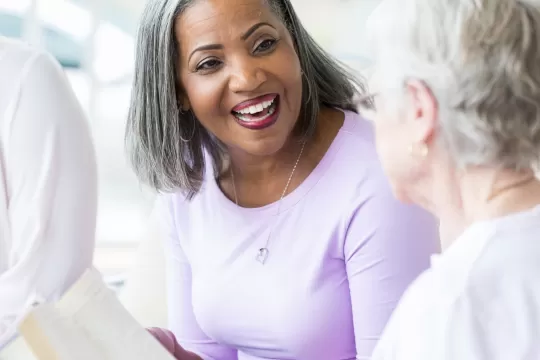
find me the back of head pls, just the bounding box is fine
[368,0,540,171]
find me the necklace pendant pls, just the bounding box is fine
[256,248,269,264]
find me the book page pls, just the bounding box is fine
[0,336,37,360]
[17,268,176,360]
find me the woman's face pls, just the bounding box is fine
[372,96,416,202]
[175,0,303,157]
[369,76,437,203]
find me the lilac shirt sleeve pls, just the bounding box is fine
[344,170,440,359]
[160,196,238,360]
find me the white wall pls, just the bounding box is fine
[292,0,381,73]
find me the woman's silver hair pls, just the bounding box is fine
[368,0,540,171]
[126,0,364,198]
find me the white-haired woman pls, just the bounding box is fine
[361,0,540,359]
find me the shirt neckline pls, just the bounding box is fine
[207,109,357,215]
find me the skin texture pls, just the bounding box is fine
[371,81,436,205]
[176,0,344,207]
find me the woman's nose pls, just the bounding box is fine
[228,59,267,93]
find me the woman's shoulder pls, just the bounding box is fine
[325,109,382,183]
[157,179,213,214]
[337,109,378,156]
[0,37,54,76]
[0,36,34,57]
[324,109,388,193]
[0,38,68,106]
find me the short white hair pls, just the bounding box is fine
[368,0,540,170]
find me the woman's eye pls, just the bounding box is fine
[255,39,277,53]
[196,59,221,71]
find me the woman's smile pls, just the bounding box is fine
[231,94,280,130]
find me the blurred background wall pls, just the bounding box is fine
[0,0,380,281]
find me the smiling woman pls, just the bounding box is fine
[176,2,310,169]
[125,0,440,359]
[128,0,362,198]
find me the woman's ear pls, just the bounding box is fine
[405,79,438,145]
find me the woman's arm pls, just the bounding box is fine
[343,169,440,359]
[0,51,97,343]
[157,196,237,360]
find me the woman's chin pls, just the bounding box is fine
[391,182,417,204]
[393,187,410,203]
[241,144,287,158]
[230,134,292,158]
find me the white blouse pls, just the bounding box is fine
[0,37,97,347]
[372,205,540,360]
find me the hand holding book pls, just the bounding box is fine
[148,328,202,360]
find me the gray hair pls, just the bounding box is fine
[368,0,540,171]
[126,0,364,198]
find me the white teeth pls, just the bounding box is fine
[234,102,277,122]
[236,98,275,114]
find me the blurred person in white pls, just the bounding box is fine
[361,0,540,359]
[0,37,97,348]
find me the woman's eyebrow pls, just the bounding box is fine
[241,22,275,40]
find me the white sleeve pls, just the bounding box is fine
[0,52,97,343]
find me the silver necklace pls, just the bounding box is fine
[230,141,306,264]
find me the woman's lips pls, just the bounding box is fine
[232,95,280,130]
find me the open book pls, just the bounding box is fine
[17,268,176,360]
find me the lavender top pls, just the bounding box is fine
[158,110,440,360]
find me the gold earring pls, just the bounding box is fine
[408,142,428,157]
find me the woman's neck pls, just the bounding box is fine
[227,136,305,184]
[226,107,342,183]
[220,107,344,207]
[432,166,540,248]
[458,167,539,221]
